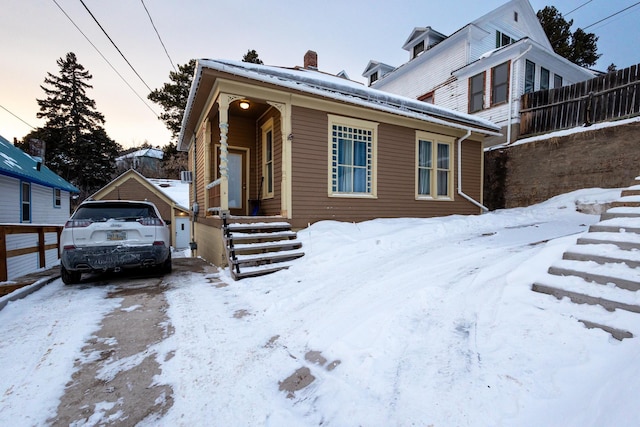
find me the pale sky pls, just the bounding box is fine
[1,0,638,149]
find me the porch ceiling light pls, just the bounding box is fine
[239,100,250,110]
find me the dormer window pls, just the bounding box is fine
[369,71,379,85]
[496,31,515,48]
[514,11,518,22]
[412,41,425,59]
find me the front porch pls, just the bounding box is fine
[198,92,293,220]
[189,91,303,278]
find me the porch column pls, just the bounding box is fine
[267,101,293,219]
[217,95,232,212]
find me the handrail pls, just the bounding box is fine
[206,178,222,190]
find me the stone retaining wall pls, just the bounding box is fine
[484,121,640,210]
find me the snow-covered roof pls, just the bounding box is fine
[0,134,79,193]
[116,148,164,161]
[179,59,501,147]
[147,178,190,210]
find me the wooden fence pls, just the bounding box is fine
[520,63,640,137]
[0,224,63,282]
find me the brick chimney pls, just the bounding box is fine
[304,50,318,70]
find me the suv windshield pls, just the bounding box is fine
[73,203,159,222]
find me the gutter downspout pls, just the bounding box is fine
[458,129,488,213]
[506,44,533,144]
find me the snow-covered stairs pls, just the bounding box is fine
[532,183,640,340]
[223,221,304,280]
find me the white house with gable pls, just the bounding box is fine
[363,0,596,145]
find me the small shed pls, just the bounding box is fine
[90,169,191,249]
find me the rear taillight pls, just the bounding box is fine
[153,241,165,246]
[138,218,164,226]
[64,219,92,228]
[63,245,77,250]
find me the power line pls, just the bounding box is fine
[565,0,593,17]
[140,0,177,73]
[50,0,158,118]
[0,104,36,129]
[583,1,640,30]
[79,0,154,93]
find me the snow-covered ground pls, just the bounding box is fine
[2,188,639,426]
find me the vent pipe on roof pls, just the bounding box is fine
[304,50,318,70]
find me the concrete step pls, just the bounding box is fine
[589,224,640,233]
[578,320,633,340]
[577,231,640,250]
[532,279,640,314]
[600,206,640,221]
[621,189,640,197]
[563,251,640,269]
[548,263,640,291]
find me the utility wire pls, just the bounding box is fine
[50,0,158,117]
[583,1,640,30]
[565,0,593,17]
[79,0,154,93]
[140,0,177,73]
[0,104,36,129]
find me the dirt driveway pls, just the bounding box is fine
[48,257,217,426]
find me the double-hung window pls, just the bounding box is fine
[491,61,510,106]
[54,188,61,208]
[525,60,535,93]
[261,118,274,198]
[416,132,453,200]
[540,67,550,90]
[469,72,485,113]
[554,74,563,88]
[21,182,31,222]
[329,115,377,197]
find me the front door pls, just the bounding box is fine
[226,148,247,216]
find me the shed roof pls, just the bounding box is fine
[0,134,79,193]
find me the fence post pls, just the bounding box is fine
[585,91,594,126]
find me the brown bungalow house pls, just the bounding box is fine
[178,52,501,277]
[90,169,191,249]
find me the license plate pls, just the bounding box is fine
[107,230,127,241]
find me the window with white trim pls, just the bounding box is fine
[525,60,535,94]
[328,115,377,197]
[261,118,274,198]
[21,182,31,222]
[496,31,515,48]
[54,188,61,208]
[416,132,453,199]
[540,67,550,90]
[554,74,563,88]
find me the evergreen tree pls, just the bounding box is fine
[148,59,196,139]
[242,49,263,64]
[537,6,600,68]
[32,52,121,198]
[161,142,188,179]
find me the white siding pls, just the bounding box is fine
[375,38,469,100]
[7,253,39,280]
[31,183,72,224]
[0,176,71,224]
[0,176,20,222]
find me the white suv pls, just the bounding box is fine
[60,200,172,284]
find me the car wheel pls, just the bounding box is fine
[61,265,81,285]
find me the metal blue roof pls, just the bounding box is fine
[0,134,79,193]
